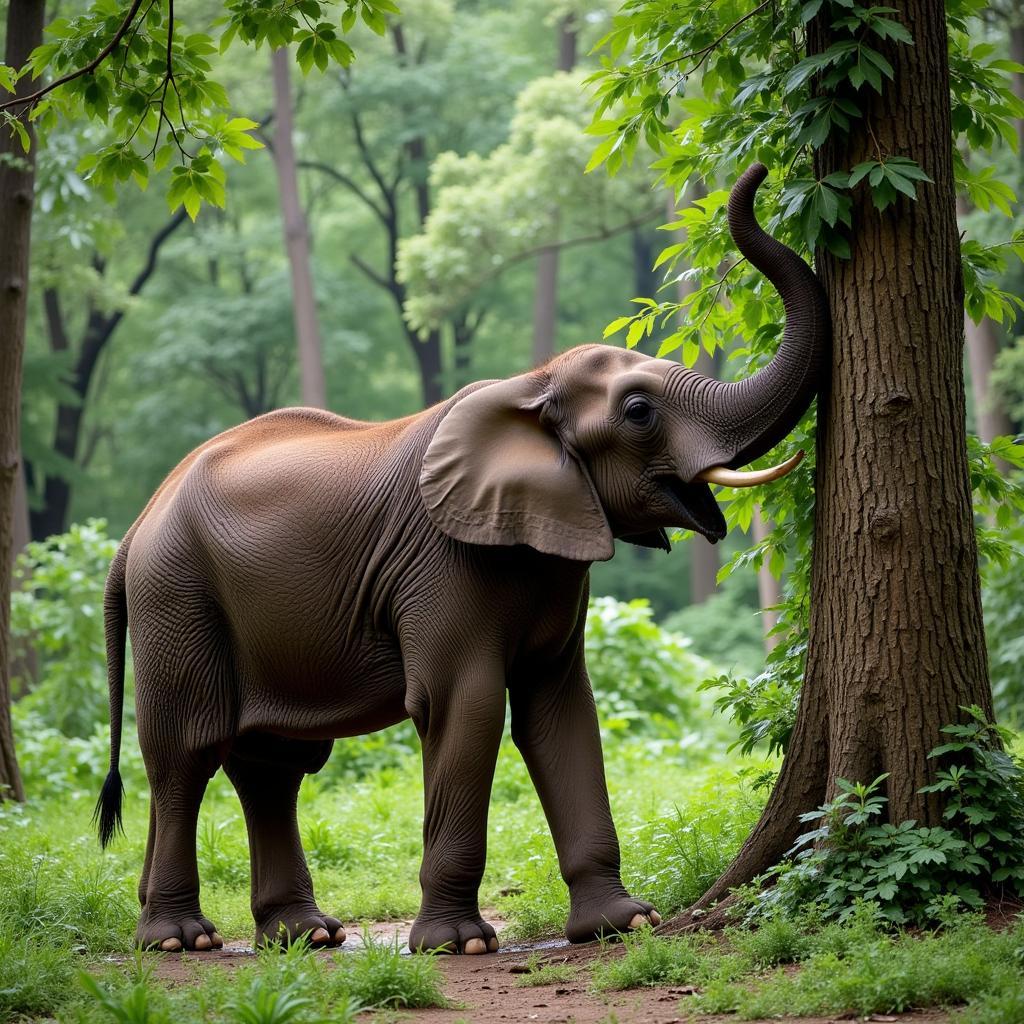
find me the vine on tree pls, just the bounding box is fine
[585,0,1024,749]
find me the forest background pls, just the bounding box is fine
[4,0,1024,1019]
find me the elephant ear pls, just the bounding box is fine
[419,376,614,561]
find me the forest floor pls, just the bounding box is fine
[142,917,953,1024]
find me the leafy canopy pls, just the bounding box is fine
[0,0,400,219]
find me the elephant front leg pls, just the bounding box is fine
[510,648,660,943]
[406,664,505,955]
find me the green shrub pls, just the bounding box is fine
[12,519,122,738]
[982,529,1024,723]
[747,709,1024,926]
[585,596,715,740]
[662,583,766,679]
[695,915,1024,1019]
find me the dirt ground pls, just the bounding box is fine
[144,917,954,1024]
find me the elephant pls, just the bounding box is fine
[94,162,829,955]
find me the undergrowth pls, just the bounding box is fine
[68,938,447,1023]
[589,905,1024,1021]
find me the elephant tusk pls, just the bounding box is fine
[696,450,805,488]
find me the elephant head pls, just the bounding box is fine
[419,163,830,562]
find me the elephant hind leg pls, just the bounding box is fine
[136,749,224,952]
[224,736,344,948]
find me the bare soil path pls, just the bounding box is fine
[145,918,953,1024]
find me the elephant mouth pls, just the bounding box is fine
[655,476,728,543]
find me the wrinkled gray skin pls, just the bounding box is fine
[95,164,829,955]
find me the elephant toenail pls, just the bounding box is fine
[628,913,649,930]
[211,932,224,948]
[310,928,330,944]
[463,937,487,954]
[649,910,662,926]
[487,937,499,952]
[194,934,212,950]
[160,937,183,952]
[334,927,347,944]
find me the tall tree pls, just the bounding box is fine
[531,13,578,365]
[271,47,327,409]
[300,22,489,406]
[588,0,1019,921]
[0,0,46,802]
[695,0,994,912]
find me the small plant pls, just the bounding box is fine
[589,928,733,992]
[227,977,319,1024]
[749,708,1024,925]
[78,964,169,1024]
[11,520,122,738]
[512,952,578,987]
[301,817,352,870]
[332,935,448,1010]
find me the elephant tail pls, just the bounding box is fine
[94,540,129,847]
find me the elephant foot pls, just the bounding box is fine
[137,909,224,952]
[408,913,499,954]
[255,904,347,948]
[565,888,661,943]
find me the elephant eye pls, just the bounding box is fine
[624,397,654,426]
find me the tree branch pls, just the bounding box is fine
[639,0,772,77]
[350,253,395,294]
[0,0,146,112]
[469,208,664,295]
[127,207,189,297]
[75,208,189,386]
[349,108,395,214]
[298,159,389,225]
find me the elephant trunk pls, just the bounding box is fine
[671,164,831,474]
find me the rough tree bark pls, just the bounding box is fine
[531,14,577,366]
[672,0,994,922]
[0,0,46,802]
[271,46,327,409]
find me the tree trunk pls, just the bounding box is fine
[30,214,186,540]
[530,14,577,366]
[272,46,327,409]
[531,246,560,366]
[752,509,780,650]
[955,199,1013,468]
[1011,13,1024,155]
[0,0,46,803]
[11,462,29,566]
[670,187,720,603]
[674,0,993,921]
[965,313,1014,442]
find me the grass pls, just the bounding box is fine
[511,952,580,987]
[70,938,448,1023]
[0,729,763,1020]
[11,727,1023,1023]
[585,907,1024,1021]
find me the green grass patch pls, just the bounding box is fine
[590,927,746,992]
[586,906,1024,1020]
[72,937,447,1023]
